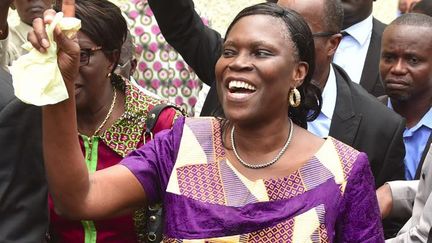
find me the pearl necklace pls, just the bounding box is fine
[231,118,293,169]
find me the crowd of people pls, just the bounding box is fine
[0,0,431,242]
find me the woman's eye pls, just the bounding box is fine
[255,49,272,57]
[222,49,236,57]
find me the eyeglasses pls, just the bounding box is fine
[312,32,338,38]
[80,46,102,67]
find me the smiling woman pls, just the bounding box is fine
[31,2,384,242]
[33,0,182,242]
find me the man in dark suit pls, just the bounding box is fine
[148,0,405,187]
[278,0,406,188]
[333,0,386,97]
[0,68,48,242]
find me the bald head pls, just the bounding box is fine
[277,0,343,33]
[277,0,344,89]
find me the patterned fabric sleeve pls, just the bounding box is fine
[120,117,185,204]
[335,152,385,242]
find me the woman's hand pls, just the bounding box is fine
[27,9,80,86]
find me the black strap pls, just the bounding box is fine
[415,133,432,179]
[143,103,184,243]
[144,103,184,140]
[428,226,432,243]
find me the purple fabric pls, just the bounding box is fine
[335,152,385,242]
[120,117,185,204]
[163,179,340,239]
[121,117,384,242]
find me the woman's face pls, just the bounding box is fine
[215,14,306,125]
[75,32,115,110]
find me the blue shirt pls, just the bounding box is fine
[389,101,432,180]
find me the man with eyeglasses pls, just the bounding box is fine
[277,0,405,188]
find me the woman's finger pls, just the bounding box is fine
[62,0,75,17]
[27,30,43,53]
[43,9,57,24]
[31,17,50,51]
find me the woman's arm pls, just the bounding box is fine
[335,152,385,242]
[30,9,147,220]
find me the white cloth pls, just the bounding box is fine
[386,144,432,242]
[9,13,81,106]
[307,66,337,138]
[333,15,373,84]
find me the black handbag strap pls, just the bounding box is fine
[142,103,184,243]
[144,103,184,140]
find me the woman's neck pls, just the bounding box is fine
[227,116,292,162]
[77,87,125,137]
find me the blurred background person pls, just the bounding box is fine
[411,0,432,16]
[0,60,47,243]
[0,0,51,68]
[333,0,386,97]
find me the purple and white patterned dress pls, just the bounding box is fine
[121,117,385,242]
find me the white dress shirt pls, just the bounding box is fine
[333,15,373,84]
[307,66,337,138]
[0,20,32,68]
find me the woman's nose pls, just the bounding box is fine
[227,53,253,71]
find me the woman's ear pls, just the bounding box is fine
[130,58,137,76]
[108,49,120,72]
[293,61,308,87]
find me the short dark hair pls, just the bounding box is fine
[224,2,322,128]
[390,12,432,28]
[412,0,432,17]
[75,0,127,64]
[323,0,344,32]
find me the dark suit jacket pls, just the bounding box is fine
[358,18,386,97]
[0,68,48,242]
[148,0,405,186]
[331,65,405,187]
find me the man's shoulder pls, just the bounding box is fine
[372,17,386,35]
[350,82,403,124]
[334,65,403,124]
[0,68,15,109]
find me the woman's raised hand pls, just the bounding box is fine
[27,8,80,86]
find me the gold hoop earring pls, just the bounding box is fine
[289,88,301,107]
